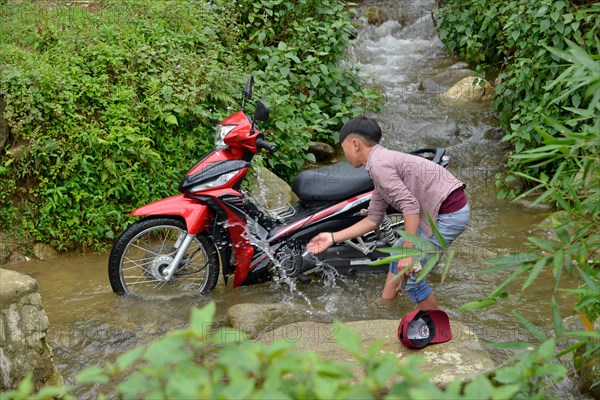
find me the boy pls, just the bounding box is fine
[306,117,469,309]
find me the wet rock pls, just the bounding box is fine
[514,197,555,212]
[441,77,495,104]
[227,303,294,338]
[0,240,10,265]
[374,20,402,38]
[6,251,29,266]
[0,268,63,391]
[247,166,299,213]
[228,303,496,387]
[252,319,496,387]
[308,142,335,163]
[32,243,58,261]
[449,62,469,70]
[430,69,474,89]
[365,6,384,25]
[484,127,505,141]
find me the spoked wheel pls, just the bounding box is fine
[108,217,219,298]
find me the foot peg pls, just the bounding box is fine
[296,273,312,284]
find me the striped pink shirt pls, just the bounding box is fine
[365,145,466,237]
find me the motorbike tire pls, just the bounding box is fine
[108,217,219,297]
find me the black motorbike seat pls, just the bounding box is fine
[291,161,374,202]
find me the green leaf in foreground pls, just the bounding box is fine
[457,298,497,312]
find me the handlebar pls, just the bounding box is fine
[410,147,447,165]
[256,138,277,153]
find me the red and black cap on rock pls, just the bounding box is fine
[397,309,452,349]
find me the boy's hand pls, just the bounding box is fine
[307,232,334,254]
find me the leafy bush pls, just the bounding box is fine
[434,0,599,199]
[2,301,570,400]
[374,27,599,395]
[0,0,380,250]
[456,39,600,396]
[234,0,382,177]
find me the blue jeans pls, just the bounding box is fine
[390,204,470,303]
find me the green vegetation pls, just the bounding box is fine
[2,302,570,400]
[462,40,600,396]
[434,0,599,199]
[2,0,598,398]
[0,0,381,251]
[434,0,600,396]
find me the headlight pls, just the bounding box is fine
[189,171,239,192]
[215,124,236,149]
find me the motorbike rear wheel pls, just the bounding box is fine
[108,217,219,297]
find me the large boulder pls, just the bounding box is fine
[227,303,295,337]
[308,142,336,163]
[247,166,298,213]
[0,237,10,265]
[441,77,495,104]
[429,63,474,88]
[32,243,58,261]
[228,303,496,387]
[364,6,385,25]
[0,268,63,391]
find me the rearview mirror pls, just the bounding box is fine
[243,76,254,100]
[253,100,269,122]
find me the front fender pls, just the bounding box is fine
[131,194,212,234]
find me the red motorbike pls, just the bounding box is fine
[108,77,449,297]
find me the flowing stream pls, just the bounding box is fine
[5,1,585,398]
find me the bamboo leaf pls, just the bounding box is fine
[416,252,441,282]
[370,252,423,266]
[566,38,599,71]
[551,296,564,339]
[490,269,523,298]
[440,250,454,283]
[513,311,547,343]
[522,257,548,290]
[556,340,586,358]
[528,237,557,251]
[548,251,564,292]
[426,212,447,249]
[396,230,437,251]
[457,298,497,312]
[576,265,599,293]
[374,246,425,257]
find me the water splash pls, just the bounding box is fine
[302,251,340,289]
[241,219,313,307]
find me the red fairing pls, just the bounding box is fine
[229,223,255,287]
[208,188,255,287]
[184,111,260,177]
[221,111,260,154]
[186,150,235,177]
[131,195,212,234]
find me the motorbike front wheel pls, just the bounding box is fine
[108,217,219,297]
